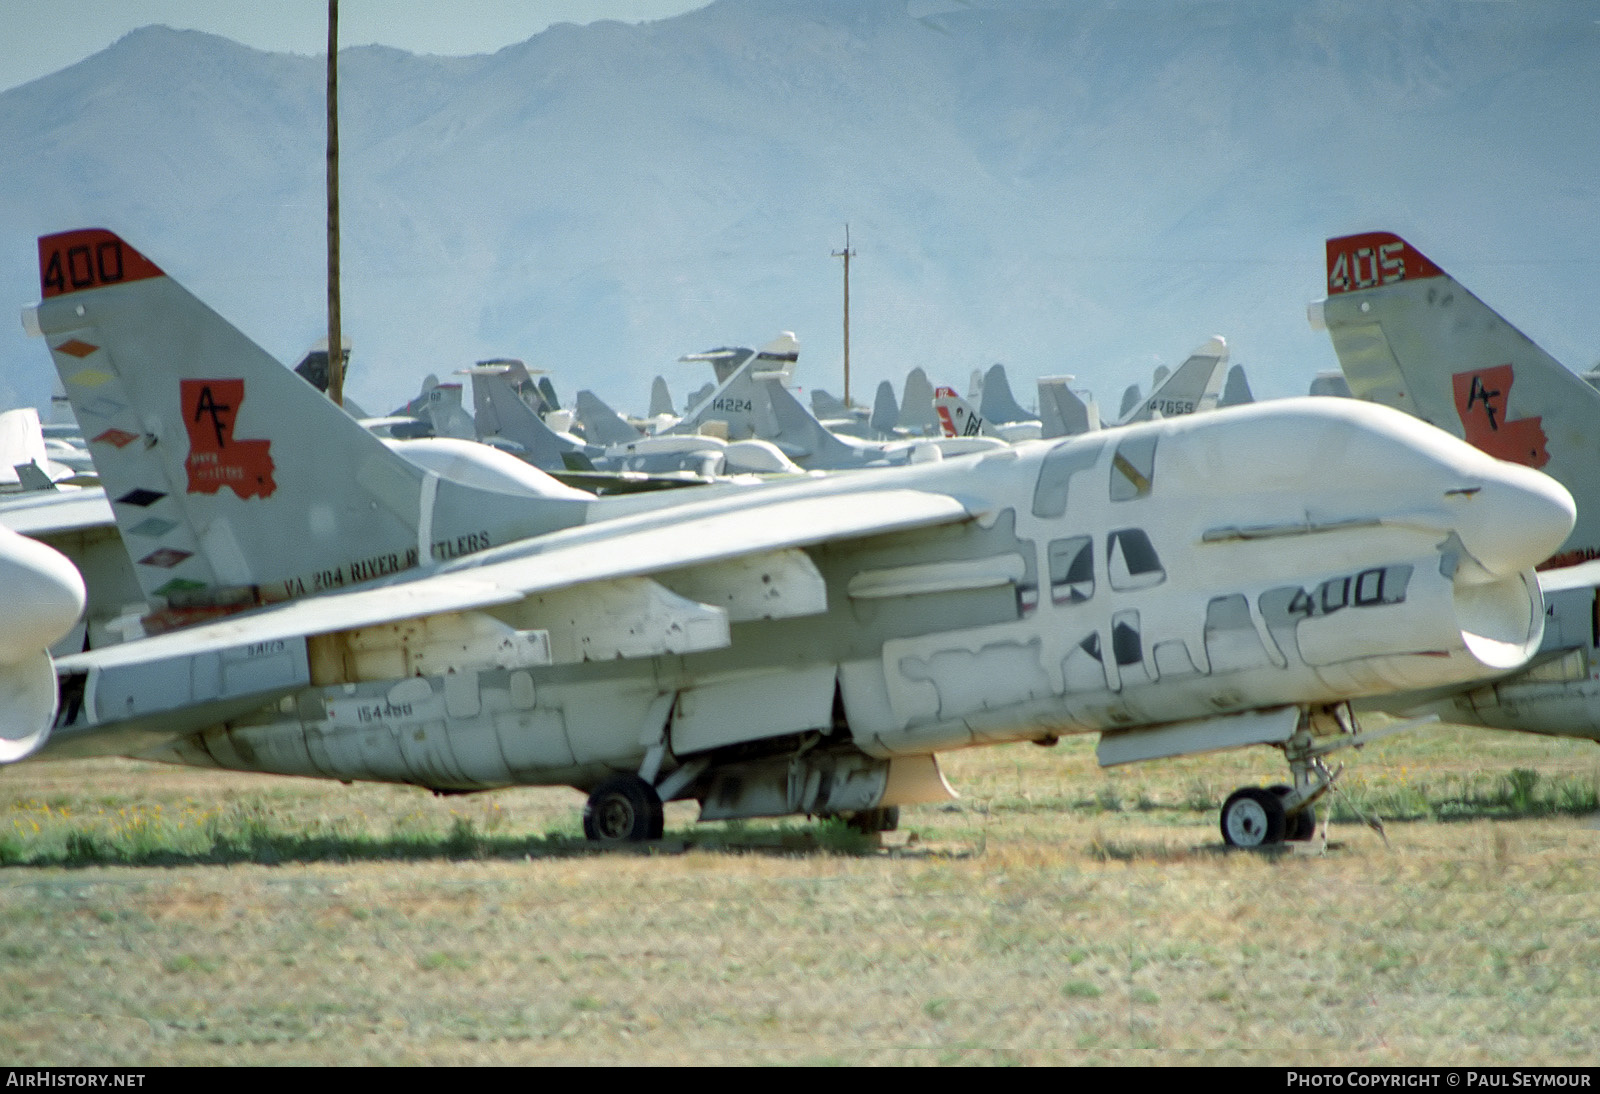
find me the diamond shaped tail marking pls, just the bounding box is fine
[127,517,178,538]
[92,428,139,449]
[138,548,193,569]
[153,578,207,597]
[115,488,167,508]
[55,339,99,359]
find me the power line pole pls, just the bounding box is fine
[832,224,855,406]
[326,0,343,407]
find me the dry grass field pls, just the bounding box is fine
[2,723,1597,1065]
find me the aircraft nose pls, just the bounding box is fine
[1448,463,1575,575]
[0,527,86,664]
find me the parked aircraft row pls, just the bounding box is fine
[0,226,1595,853]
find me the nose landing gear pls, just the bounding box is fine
[1219,705,1429,849]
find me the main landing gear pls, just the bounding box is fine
[1219,704,1424,849]
[582,773,665,844]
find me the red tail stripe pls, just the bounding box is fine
[39,229,164,299]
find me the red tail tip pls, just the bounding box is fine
[39,229,164,299]
[1325,232,1443,295]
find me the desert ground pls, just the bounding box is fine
[2,722,1596,1065]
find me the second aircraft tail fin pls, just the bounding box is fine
[1315,230,1600,566]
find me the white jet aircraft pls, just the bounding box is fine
[8,228,1576,850]
[1313,229,1600,741]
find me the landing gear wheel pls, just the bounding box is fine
[1269,784,1318,842]
[582,774,665,844]
[1220,787,1286,848]
[846,806,899,835]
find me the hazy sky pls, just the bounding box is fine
[0,1,710,93]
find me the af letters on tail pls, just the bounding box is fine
[6,228,1576,847]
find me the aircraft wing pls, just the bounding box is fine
[54,575,523,670]
[1536,558,1600,595]
[452,485,971,590]
[0,487,114,537]
[57,486,973,671]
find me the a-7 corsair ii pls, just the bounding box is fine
[7,229,1575,848]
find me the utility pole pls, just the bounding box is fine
[326,0,343,407]
[832,224,855,406]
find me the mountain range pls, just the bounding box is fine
[2,0,1597,418]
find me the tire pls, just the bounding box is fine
[1269,784,1318,842]
[846,806,899,834]
[582,774,665,843]
[1220,787,1286,848]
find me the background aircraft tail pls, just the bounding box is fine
[473,367,596,471]
[670,338,789,440]
[761,377,872,467]
[423,382,476,440]
[536,376,561,413]
[1314,230,1600,567]
[1036,376,1099,438]
[933,386,987,438]
[897,367,939,435]
[1119,337,1228,424]
[1220,364,1255,408]
[648,376,675,418]
[30,229,588,625]
[1118,383,1142,420]
[868,380,899,438]
[575,390,644,447]
[977,364,1034,426]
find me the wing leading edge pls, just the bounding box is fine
[58,487,974,671]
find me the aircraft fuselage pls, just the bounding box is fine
[45,399,1569,814]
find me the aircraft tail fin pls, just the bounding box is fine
[575,390,643,447]
[29,229,587,622]
[291,338,349,399]
[424,382,475,440]
[648,376,675,419]
[761,377,863,465]
[754,332,799,385]
[472,368,592,471]
[978,364,1033,425]
[1118,383,1142,421]
[390,373,440,420]
[869,380,899,438]
[1119,337,1228,424]
[898,367,939,435]
[1036,376,1099,438]
[933,386,990,439]
[811,389,850,420]
[670,344,779,440]
[1220,364,1255,408]
[1316,230,1600,566]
